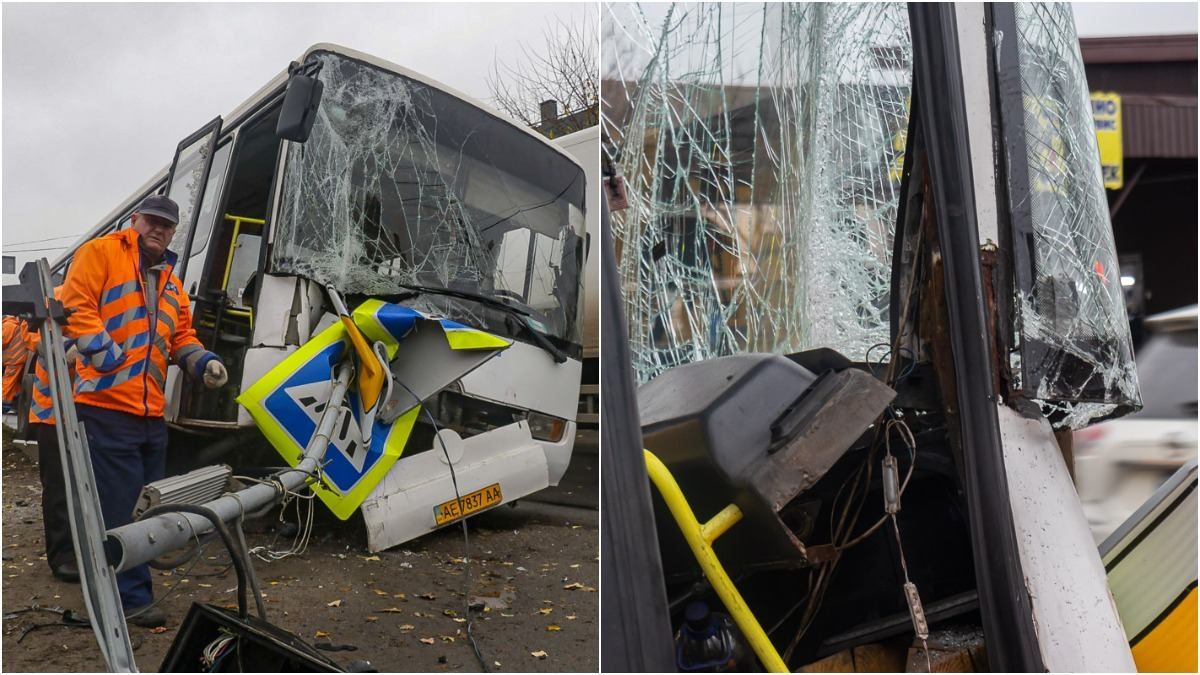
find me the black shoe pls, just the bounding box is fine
[126,605,167,629]
[52,561,80,583]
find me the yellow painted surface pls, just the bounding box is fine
[1131,587,1197,673]
[1091,92,1123,189]
[643,450,789,673]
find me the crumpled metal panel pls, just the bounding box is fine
[604,3,911,383]
[998,3,1140,428]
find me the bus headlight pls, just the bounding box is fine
[526,413,567,442]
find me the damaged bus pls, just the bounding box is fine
[25,43,588,552]
[602,3,1190,673]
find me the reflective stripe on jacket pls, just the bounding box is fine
[26,327,78,426]
[60,228,218,417]
[2,316,30,403]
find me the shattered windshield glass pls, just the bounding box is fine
[996,3,1140,428]
[273,51,586,346]
[603,3,911,382]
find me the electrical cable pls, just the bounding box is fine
[3,245,73,254]
[5,233,82,247]
[149,532,218,570]
[136,503,257,620]
[393,377,490,673]
[782,217,928,663]
[233,514,268,621]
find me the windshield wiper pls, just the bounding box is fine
[394,284,569,364]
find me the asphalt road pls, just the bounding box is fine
[0,430,599,673]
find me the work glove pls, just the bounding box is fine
[203,359,228,389]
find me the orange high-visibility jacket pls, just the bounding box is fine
[26,288,78,426]
[26,331,77,426]
[60,229,219,418]
[2,315,30,403]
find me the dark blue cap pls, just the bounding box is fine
[136,195,180,225]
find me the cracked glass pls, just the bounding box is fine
[998,3,1140,428]
[273,51,587,347]
[603,3,912,382]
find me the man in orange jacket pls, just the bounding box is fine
[25,313,82,583]
[2,314,31,408]
[61,195,227,628]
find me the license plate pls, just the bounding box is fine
[434,483,502,526]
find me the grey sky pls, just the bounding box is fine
[2,2,595,271]
[3,2,1195,273]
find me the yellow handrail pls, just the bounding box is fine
[220,213,264,294]
[643,449,790,673]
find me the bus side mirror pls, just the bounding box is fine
[276,63,324,143]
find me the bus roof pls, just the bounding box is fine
[53,42,584,269]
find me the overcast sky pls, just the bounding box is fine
[2,2,595,271]
[3,2,1196,273]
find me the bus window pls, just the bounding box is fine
[164,118,222,279]
[181,140,234,295]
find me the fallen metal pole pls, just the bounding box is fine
[106,363,352,573]
[7,259,139,672]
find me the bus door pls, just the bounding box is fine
[173,103,284,427]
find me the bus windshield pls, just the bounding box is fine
[272,51,586,347]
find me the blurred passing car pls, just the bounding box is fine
[1075,305,1198,543]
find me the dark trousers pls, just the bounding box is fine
[34,422,75,570]
[76,403,167,610]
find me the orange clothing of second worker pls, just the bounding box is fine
[26,295,79,426]
[2,315,31,403]
[60,228,218,418]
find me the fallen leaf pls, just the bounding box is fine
[399,624,415,631]
[373,589,389,597]
[443,609,457,617]
[563,582,584,590]
[439,635,455,643]
[453,618,466,624]
[538,608,553,615]
[379,607,404,613]
[315,631,330,639]
[546,624,562,632]
[366,616,378,623]
[327,599,342,608]
[531,650,548,659]
[198,583,212,589]
[360,555,381,562]
[393,592,407,600]
[416,592,435,600]
[150,626,168,634]
[419,637,435,645]
[500,612,515,617]
[569,564,580,569]
[566,615,577,620]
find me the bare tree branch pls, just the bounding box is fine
[487,13,598,138]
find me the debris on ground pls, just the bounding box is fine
[0,436,598,672]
